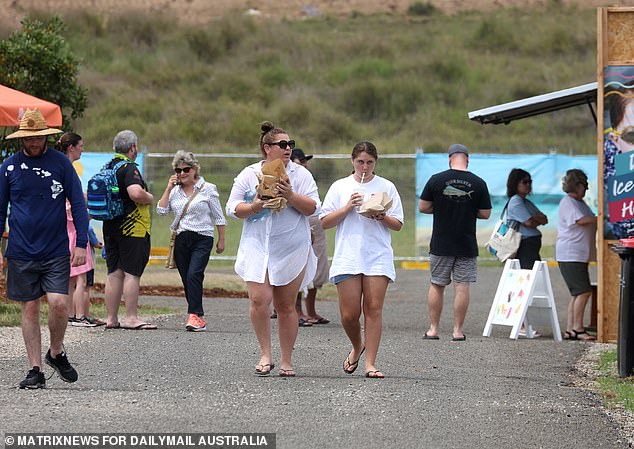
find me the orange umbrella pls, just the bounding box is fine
[0,84,62,127]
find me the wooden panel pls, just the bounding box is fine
[607,11,634,63]
[598,9,606,342]
[598,7,634,343]
[601,241,621,343]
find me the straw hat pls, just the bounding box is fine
[5,108,63,140]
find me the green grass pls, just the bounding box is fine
[45,5,598,154]
[0,301,177,327]
[4,5,599,258]
[597,349,634,412]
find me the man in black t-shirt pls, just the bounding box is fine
[418,144,491,341]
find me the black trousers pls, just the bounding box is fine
[174,231,213,316]
[516,235,542,270]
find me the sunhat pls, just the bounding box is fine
[5,108,63,140]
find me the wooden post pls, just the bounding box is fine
[597,7,634,343]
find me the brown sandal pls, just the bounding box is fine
[279,368,296,377]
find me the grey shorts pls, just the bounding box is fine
[429,254,477,286]
[7,256,70,301]
[558,262,592,296]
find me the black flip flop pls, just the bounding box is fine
[451,335,466,341]
[423,332,439,340]
[343,347,365,374]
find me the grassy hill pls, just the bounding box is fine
[37,3,599,155]
[2,5,600,258]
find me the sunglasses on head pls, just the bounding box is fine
[268,140,296,150]
[613,126,634,145]
[174,167,192,174]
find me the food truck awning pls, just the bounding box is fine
[468,82,597,125]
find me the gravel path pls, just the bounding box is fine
[0,267,630,449]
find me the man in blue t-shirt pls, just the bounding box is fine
[0,108,89,389]
[418,144,492,342]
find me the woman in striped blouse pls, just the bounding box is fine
[157,151,226,332]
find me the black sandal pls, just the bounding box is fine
[563,330,577,340]
[572,329,596,341]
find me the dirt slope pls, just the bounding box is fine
[1,0,616,29]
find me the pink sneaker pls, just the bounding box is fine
[185,314,207,332]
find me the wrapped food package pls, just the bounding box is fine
[358,192,393,217]
[256,159,289,212]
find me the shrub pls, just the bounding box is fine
[472,18,518,52]
[407,2,437,16]
[0,16,87,129]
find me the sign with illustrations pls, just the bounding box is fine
[483,260,561,341]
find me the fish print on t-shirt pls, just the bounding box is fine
[442,179,474,202]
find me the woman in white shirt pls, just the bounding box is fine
[320,142,403,379]
[226,122,319,377]
[156,151,226,333]
[556,169,597,341]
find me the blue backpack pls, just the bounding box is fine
[87,160,130,221]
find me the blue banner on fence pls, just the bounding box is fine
[72,152,144,189]
[415,153,598,252]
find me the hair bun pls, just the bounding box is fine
[260,121,274,134]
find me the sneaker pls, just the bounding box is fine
[185,314,207,332]
[19,366,45,389]
[84,316,106,326]
[71,316,98,327]
[68,316,78,324]
[45,349,78,383]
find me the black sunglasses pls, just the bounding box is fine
[268,140,296,150]
[174,167,192,174]
[520,179,532,185]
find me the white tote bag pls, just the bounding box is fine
[485,202,522,262]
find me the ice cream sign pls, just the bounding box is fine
[608,151,634,222]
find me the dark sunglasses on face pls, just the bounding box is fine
[174,167,192,174]
[615,126,634,145]
[268,140,296,150]
[521,179,532,185]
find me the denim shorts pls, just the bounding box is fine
[330,273,357,285]
[7,256,70,301]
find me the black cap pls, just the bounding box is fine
[291,148,313,162]
[447,143,469,157]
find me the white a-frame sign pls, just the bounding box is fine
[483,260,562,341]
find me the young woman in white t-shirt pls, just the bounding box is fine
[226,122,320,377]
[320,142,404,379]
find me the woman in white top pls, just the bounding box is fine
[320,142,403,379]
[556,169,597,341]
[156,151,226,333]
[226,122,319,377]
